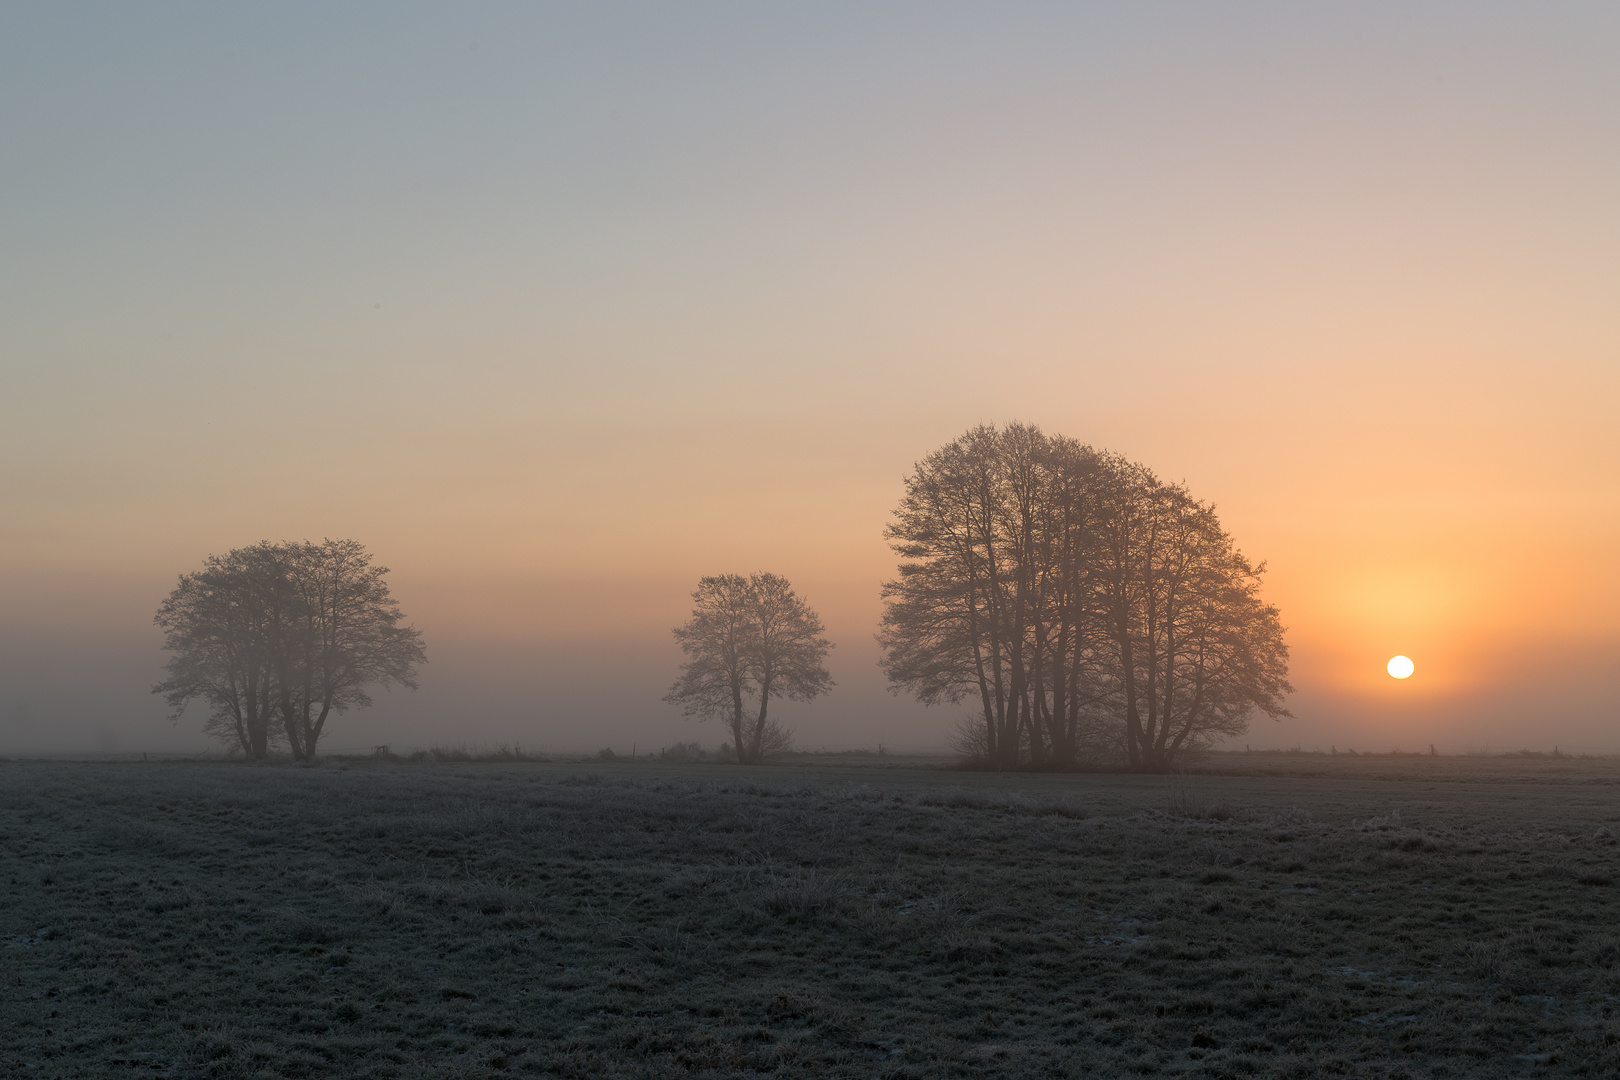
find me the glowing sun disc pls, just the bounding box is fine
[1387,655,1415,680]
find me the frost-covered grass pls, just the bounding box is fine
[3,757,1619,1078]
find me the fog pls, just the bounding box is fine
[3,4,1618,756]
[4,570,1617,757]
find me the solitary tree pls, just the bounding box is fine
[664,573,833,764]
[155,539,425,759]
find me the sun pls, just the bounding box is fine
[1387,655,1415,680]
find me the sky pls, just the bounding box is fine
[3,2,1617,756]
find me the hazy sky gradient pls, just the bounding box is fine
[4,3,1617,754]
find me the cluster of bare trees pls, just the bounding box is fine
[663,573,833,764]
[150,431,1283,773]
[154,539,425,760]
[879,423,1291,772]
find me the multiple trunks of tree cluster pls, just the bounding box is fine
[880,424,1291,772]
[154,539,426,760]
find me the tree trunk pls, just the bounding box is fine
[248,710,269,760]
[966,586,997,760]
[1119,615,1143,771]
[749,678,771,764]
[243,681,269,760]
[730,678,748,764]
[306,699,334,759]
[1047,604,1070,767]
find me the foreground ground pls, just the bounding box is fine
[2,756,1618,1078]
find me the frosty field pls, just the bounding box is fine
[3,754,1619,1078]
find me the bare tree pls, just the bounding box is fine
[154,540,425,759]
[664,573,833,764]
[881,423,1290,772]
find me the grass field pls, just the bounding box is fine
[3,754,1619,1078]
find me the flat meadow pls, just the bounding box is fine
[3,752,1619,1079]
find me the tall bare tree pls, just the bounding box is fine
[154,540,425,759]
[664,573,833,764]
[881,423,1290,772]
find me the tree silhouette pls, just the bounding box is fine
[881,424,1290,772]
[664,573,833,764]
[155,540,425,759]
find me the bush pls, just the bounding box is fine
[949,715,990,765]
[661,741,707,763]
[757,720,796,760]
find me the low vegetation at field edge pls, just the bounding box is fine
[3,758,1619,1078]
